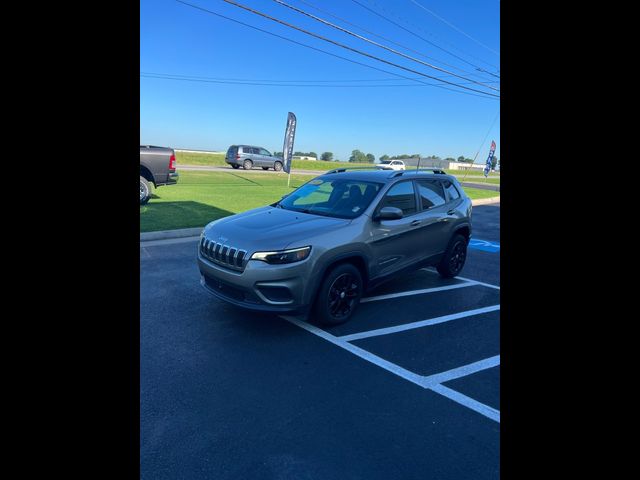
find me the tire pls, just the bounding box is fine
[140,176,151,205]
[274,161,283,172]
[243,159,253,170]
[436,234,468,278]
[313,263,363,325]
[262,166,269,170]
[231,164,240,169]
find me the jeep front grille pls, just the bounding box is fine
[200,237,247,271]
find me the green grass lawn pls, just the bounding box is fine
[141,170,499,232]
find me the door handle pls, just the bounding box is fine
[410,220,421,226]
[447,209,456,215]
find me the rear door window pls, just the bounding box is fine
[416,180,446,210]
[378,181,417,216]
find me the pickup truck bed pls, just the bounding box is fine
[140,145,179,204]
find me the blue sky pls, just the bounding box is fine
[140,0,500,162]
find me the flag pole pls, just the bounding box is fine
[282,112,297,190]
[463,110,500,182]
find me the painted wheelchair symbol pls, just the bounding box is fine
[468,238,500,253]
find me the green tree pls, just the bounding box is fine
[320,151,333,161]
[457,156,465,163]
[380,154,389,161]
[366,153,375,163]
[349,149,367,163]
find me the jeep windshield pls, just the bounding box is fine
[278,179,383,219]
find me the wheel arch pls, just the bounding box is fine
[453,223,471,243]
[140,165,155,187]
[307,252,370,307]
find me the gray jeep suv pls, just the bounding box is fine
[226,145,284,171]
[197,168,472,325]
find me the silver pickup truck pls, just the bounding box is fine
[140,145,179,204]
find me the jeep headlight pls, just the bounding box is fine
[251,246,311,264]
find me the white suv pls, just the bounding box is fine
[376,160,406,171]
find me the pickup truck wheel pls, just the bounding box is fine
[314,263,362,325]
[274,161,283,172]
[262,166,269,170]
[140,176,151,205]
[436,234,468,278]
[231,164,239,169]
[243,159,253,170]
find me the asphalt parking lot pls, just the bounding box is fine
[140,203,500,479]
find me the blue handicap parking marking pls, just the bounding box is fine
[468,238,500,253]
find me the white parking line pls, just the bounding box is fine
[338,305,500,342]
[283,316,427,387]
[360,281,478,303]
[420,355,500,388]
[421,268,500,290]
[430,384,500,423]
[282,315,500,423]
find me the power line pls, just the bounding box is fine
[140,72,499,88]
[351,0,499,77]
[344,0,495,76]
[271,0,498,93]
[173,0,498,100]
[140,71,499,84]
[407,0,500,57]
[209,0,499,98]
[293,0,496,80]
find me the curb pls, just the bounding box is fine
[472,197,500,206]
[140,226,203,242]
[141,197,500,242]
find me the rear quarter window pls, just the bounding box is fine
[416,180,446,209]
[443,180,461,201]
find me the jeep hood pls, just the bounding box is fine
[202,206,350,254]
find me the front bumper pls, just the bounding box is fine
[197,252,312,313]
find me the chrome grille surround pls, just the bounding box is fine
[200,237,247,271]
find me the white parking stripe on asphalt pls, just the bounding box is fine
[430,384,500,423]
[338,305,500,342]
[283,315,427,387]
[419,355,500,388]
[282,314,501,423]
[360,281,478,303]
[421,268,500,290]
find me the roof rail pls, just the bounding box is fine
[401,168,448,175]
[325,166,382,174]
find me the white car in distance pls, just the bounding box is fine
[376,160,406,170]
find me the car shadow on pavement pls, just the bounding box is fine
[140,201,234,232]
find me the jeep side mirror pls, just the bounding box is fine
[374,206,404,221]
